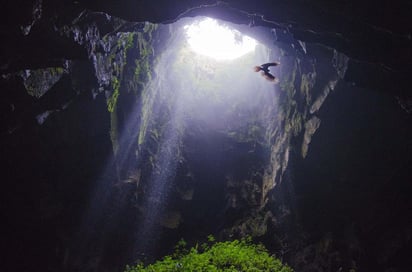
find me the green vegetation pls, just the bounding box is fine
[105,32,138,112]
[100,23,157,157]
[107,77,120,113]
[51,67,64,75]
[118,32,136,51]
[108,76,120,154]
[125,237,293,272]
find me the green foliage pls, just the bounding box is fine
[51,67,64,76]
[103,24,157,156]
[125,237,293,272]
[125,33,136,51]
[107,77,120,113]
[117,32,136,59]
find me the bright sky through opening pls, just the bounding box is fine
[185,18,257,60]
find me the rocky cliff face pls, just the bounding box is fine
[1,1,411,272]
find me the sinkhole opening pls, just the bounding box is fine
[76,15,293,270]
[184,18,257,61]
[129,17,281,238]
[150,16,279,132]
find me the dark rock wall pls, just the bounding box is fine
[1,85,113,271]
[287,83,412,271]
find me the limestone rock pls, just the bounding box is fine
[19,67,65,98]
[301,116,321,158]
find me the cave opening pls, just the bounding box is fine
[1,8,350,270]
[122,16,285,259]
[2,1,412,272]
[184,17,257,60]
[72,14,330,270]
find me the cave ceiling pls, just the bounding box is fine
[1,0,411,99]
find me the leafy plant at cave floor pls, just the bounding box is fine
[125,236,293,272]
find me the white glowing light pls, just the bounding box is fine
[185,18,257,60]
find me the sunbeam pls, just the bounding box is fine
[131,17,280,255]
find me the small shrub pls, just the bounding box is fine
[125,237,293,272]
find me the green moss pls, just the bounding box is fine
[107,77,120,113]
[104,24,157,155]
[51,67,64,76]
[125,33,136,50]
[125,237,293,272]
[117,32,137,61]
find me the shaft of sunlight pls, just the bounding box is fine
[185,18,257,61]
